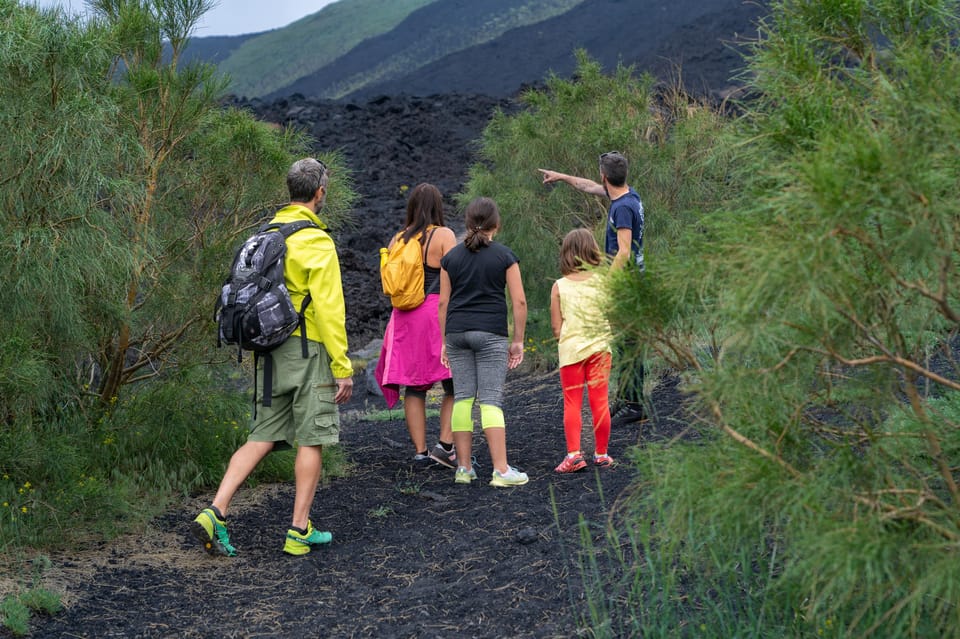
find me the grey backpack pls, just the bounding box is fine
[215,220,318,413]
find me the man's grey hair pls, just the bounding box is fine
[287,158,329,202]
[599,151,628,187]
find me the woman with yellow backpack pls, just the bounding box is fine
[374,183,459,468]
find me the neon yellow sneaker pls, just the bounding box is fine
[454,466,477,484]
[191,507,236,557]
[283,520,333,556]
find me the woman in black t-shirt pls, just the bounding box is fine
[438,197,529,487]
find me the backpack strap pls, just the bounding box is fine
[251,219,321,420]
[422,226,437,264]
[270,219,319,357]
[253,351,271,419]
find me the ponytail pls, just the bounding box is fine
[461,197,500,253]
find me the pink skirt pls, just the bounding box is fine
[374,294,451,408]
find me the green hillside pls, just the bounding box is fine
[212,0,586,99]
[216,0,439,98]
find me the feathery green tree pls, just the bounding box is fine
[467,0,960,634]
[609,1,960,636]
[0,0,356,552]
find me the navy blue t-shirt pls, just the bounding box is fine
[605,187,644,272]
[441,241,519,336]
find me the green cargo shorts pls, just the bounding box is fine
[249,338,340,449]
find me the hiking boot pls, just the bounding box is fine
[610,402,648,427]
[429,443,457,469]
[593,454,616,468]
[554,455,587,473]
[490,466,529,488]
[454,466,477,484]
[191,507,236,557]
[283,520,333,556]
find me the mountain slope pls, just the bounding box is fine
[264,0,586,100]
[187,0,767,101]
[346,0,767,100]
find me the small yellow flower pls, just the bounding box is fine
[23,482,31,489]
[21,506,27,513]
[2,502,8,508]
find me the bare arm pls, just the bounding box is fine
[549,281,563,339]
[538,169,606,197]
[426,226,456,267]
[505,263,527,370]
[438,268,451,367]
[611,227,633,271]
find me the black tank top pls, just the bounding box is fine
[424,264,440,295]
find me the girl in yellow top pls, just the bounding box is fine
[550,229,615,472]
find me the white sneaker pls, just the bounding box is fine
[489,466,529,487]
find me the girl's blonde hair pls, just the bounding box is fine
[559,228,602,275]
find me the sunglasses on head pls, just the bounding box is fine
[599,151,622,161]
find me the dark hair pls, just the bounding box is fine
[559,228,602,275]
[287,158,328,202]
[401,183,444,242]
[462,197,500,252]
[599,151,628,187]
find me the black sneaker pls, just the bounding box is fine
[428,443,457,469]
[411,452,434,468]
[610,402,648,427]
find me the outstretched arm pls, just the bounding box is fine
[538,169,606,197]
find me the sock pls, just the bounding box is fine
[418,450,428,456]
[439,441,453,452]
[290,525,308,535]
[210,505,225,521]
[567,451,581,458]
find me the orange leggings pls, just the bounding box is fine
[559,351,612,456]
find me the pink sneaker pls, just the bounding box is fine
[554,455,587,473]
[593,454,615,468]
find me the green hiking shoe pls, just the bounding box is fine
[191,507,236,557]
[283,520,333,556]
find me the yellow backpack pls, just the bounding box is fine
[379,226,437,310]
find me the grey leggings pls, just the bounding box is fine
[444,331,509,408]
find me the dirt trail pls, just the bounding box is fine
[24,370,688,638]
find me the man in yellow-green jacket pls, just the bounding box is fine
[191,157,354,558]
